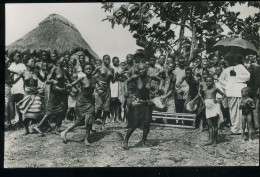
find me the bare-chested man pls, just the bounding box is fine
[61,63,96,145]
[200,76,225,146]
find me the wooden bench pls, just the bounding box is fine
[151,111,196,129]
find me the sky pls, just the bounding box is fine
[5,2,259,61]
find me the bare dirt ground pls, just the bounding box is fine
[4,121,259,167]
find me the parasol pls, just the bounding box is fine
[213,38,258,55]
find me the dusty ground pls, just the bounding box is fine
[4,121,259,167]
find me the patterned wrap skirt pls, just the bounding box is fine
[45,85,68,116]
[95,80,111,112]
[17,87,44,121]
[127,97,153,130]
[75,94,95,125]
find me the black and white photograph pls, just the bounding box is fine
[4,2,260,167]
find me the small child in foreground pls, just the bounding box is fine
[200,76,226,146]
[239,87,255,142]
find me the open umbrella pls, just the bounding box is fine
[213,37,258,55]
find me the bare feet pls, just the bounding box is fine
[105,118,112,124]
[141,141,148,148]
[114,119,120,124]
[33,127,44,134]
[46,126,53,133]
[60,131,67,143]
[90,130,95,136]
[23,131,30,136]
[95,118,103,125]
[203,141,213,146]
[52,130,60,135]
[84,138,91,146]
[122,141,129,150]
[101,124,105,131]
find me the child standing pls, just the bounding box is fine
[239,87,255,142]
[200,76,226,146]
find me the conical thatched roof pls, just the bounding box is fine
[6,14,100,59]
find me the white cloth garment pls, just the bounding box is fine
[218,64,250,97]
[205,99,224,127]
[110,65,119,98]
[174,67,189,99]
[8,62,26,94]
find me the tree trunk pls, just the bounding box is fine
[189,23,197,62]
[177,12,187,56]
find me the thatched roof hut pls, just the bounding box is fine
[6,14,100,59]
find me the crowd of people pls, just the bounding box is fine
[5,49,260,149]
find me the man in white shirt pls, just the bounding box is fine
[218,54,250,134]
[8,51,26,125]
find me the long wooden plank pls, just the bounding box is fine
[151,123,195,129]
[152,115,196,119]
[152,116,194,121]
[153,111,196,116]
[152,112,196,117]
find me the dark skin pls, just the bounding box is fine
[200,77,225,146]
[156,63,177,124]
[61,64,96,145]
[64,54,70,65]
[192,58,202,73]
[240,89,255,142]
[149,57,156,67]
[157,63,176,98]
[92,55,116,130]
[95,60,102,68]
[13,58,47,135]
[197,70,209,132]
[158,55,166,67]
[5,58,17,126]
[111,57,123,123]
[215,66,222,77]
[123,64,163,150]
[79,55,86,66]
[41,51,49,62]
[35,58,74,135]
[13,53,21,64]
[124,54,139,76]
[145,61,150,68]
[178,57,186,70]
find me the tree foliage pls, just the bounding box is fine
[102,2,259,60]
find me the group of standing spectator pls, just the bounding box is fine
[5,48,259,148]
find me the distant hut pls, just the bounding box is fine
[6,13,100,60]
